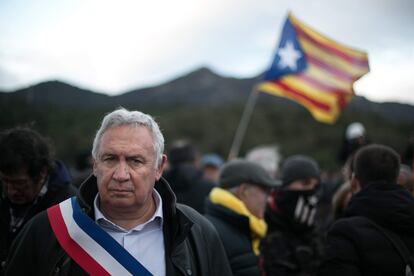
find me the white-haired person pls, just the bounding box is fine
[4,108,232,276]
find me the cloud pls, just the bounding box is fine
[0,0,413,104]
[355,47,414,103]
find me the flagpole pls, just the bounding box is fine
[227,87,259,160]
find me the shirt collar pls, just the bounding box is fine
[93,189,164,232]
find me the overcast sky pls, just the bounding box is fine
[1,0,413,104]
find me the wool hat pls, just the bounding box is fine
[219,159,281,189]
[281,155,320,186]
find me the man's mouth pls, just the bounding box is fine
[109,189,133,194]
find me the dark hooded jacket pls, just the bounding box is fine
[4,175,232,276]
[0,160,76,268]
[260,209,325,276]
[319,181,414,276]
[163,164,215,214]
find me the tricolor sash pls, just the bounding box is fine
[47,197,153,276]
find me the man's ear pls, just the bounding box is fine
[92,159,98,176]
[351,174,361,194]
[40,167,48,178]
[155,154,168,180]
[38,167,48,185]
[234,183,248,200]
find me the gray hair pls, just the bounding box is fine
[92,108,165,167]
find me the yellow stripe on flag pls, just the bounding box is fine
[288,13,368,60]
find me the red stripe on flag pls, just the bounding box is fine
[306,55,355,82]
[297,74,351,95]
[270,80,332,112]
[294,24,368,67]
[47,205,110,276]
[297,74,351,110]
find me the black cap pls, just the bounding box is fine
[219,159,281,189]
[281,155,320,186]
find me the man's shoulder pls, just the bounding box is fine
[328,216,379,242]
[331,216,373,229]
[177,203,213,227]
[10,209,53,249]
[23,208,53,232]
[176,203,222,237]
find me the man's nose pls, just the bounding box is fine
[113,161,131,181]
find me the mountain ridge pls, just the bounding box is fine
[1,66,413,123]
[1,67,413,170]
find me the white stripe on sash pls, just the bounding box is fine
[60,199,133,275]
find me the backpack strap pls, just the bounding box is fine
[359,216,414,275]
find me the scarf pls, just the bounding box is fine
[209,187,267,255]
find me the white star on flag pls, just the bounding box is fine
[277,41,302,70]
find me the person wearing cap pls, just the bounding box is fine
[338,122,369,164]
[260,155,325,276]
[204,159,279,276]
[200,153,224,184]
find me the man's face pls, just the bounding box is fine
[0,169,44,204]
[93,125,166,213]
[239,184,270,219]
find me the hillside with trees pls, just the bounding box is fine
[1,67,413,171]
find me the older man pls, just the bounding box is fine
[204,159,280,276]
[5,108,231,276]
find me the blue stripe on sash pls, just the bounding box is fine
[70,197,153,276]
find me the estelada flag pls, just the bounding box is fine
[257,13,369,124]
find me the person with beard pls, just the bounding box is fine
[319,144,414,275]
[260,155,325,276]
[0,127,76,271]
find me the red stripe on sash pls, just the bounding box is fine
[47,204,110,276]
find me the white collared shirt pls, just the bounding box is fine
[94,190,165,276]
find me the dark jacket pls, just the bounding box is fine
[260,210,325,276]
[0,160,76,268]
[204,199,260,276]
[319,181,414,276]
[164,164,215,214]
[4,175,232,276]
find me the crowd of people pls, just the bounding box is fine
[0,107,413,275]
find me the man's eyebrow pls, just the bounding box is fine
[100,153,116,158]
[126,154,145,159]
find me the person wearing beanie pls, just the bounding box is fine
[260,155,325,276]
[204,159,280,276]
